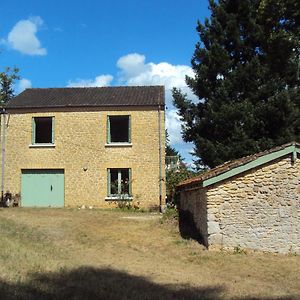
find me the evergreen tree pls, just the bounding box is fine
[173,0,300,168]
[165,130,180,157]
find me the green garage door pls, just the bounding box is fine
[21,169,64,207]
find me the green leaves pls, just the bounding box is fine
[0,66,20,106]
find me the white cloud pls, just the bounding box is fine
[117,53,193,91]
[117,53,151,79]
[4,16,46,56]
[165,109,183,144]
[165,108,194,165]
[67,75,113,87]
[15,78,32,94]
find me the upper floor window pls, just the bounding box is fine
[32,117,54,144]
[107,115,131,143]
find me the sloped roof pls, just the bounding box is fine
[178,142,300,189]
[7,86,165,109]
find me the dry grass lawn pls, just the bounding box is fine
[0,208,299,299]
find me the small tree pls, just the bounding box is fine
[165,131,197,206]
[0,67,19,107]
[166,167,196,207]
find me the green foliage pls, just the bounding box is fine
[233,245,247,255]
[165,129,196,206]
[161,207,178,224]
[166,167,197,206]
[163,207,178,220]
[165,129,181,158]
[0,67,20,106]
[173,0,300,168]
[115,200,143,211]
[166,144,179,157]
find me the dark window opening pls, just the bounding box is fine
[108,168,131,196]
[109,116,130,143]
[34,117,53,144]
[110,169,119,195]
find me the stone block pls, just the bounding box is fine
[208,221,221,235]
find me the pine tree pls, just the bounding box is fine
[173,0,300,168]
[165,130,181,157]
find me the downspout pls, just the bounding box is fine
[158,104,162,212]
[1,109,6,203]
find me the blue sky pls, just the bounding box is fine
[0,0,210,165]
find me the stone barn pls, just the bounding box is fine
[177,142,300,254]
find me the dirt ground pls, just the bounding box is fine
[0,208,299,299]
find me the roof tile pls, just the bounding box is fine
[7,86,165,109]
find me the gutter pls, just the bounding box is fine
[0,108,7,203]
[158,104,162,211]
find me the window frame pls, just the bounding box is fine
[32,116,55,145]
[107,168,132,200]
[107,115,131,144]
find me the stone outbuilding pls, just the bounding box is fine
[177,142,300,254]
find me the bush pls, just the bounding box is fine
[166,168,197,207]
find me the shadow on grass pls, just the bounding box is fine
[0,266,223,300]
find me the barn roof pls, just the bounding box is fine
[178,142,300,189]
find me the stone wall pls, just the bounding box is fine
[206,156,300,253]
[180,156,300,253]
[2,108,165,209]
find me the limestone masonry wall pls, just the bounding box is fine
[180,156,300,253]
[3,108,165,209]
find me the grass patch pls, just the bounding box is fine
[0,208,299,299]
[160,207,178,224]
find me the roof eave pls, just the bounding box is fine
[179,142,299,190]
[6,103,165,110]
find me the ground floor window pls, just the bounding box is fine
[107,168,132,198]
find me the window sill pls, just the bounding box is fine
[29,144,55,148]
[105,143,132,148]
[105,196,133,201]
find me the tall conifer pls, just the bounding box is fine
[174,0,300,168]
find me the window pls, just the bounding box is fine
[32,117,54,144]
[107,168,132,198]
[107,115,131,143]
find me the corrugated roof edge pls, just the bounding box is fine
[178,141,300,189]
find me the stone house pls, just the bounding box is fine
[2,86,165,209]
[178,142,300,253]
